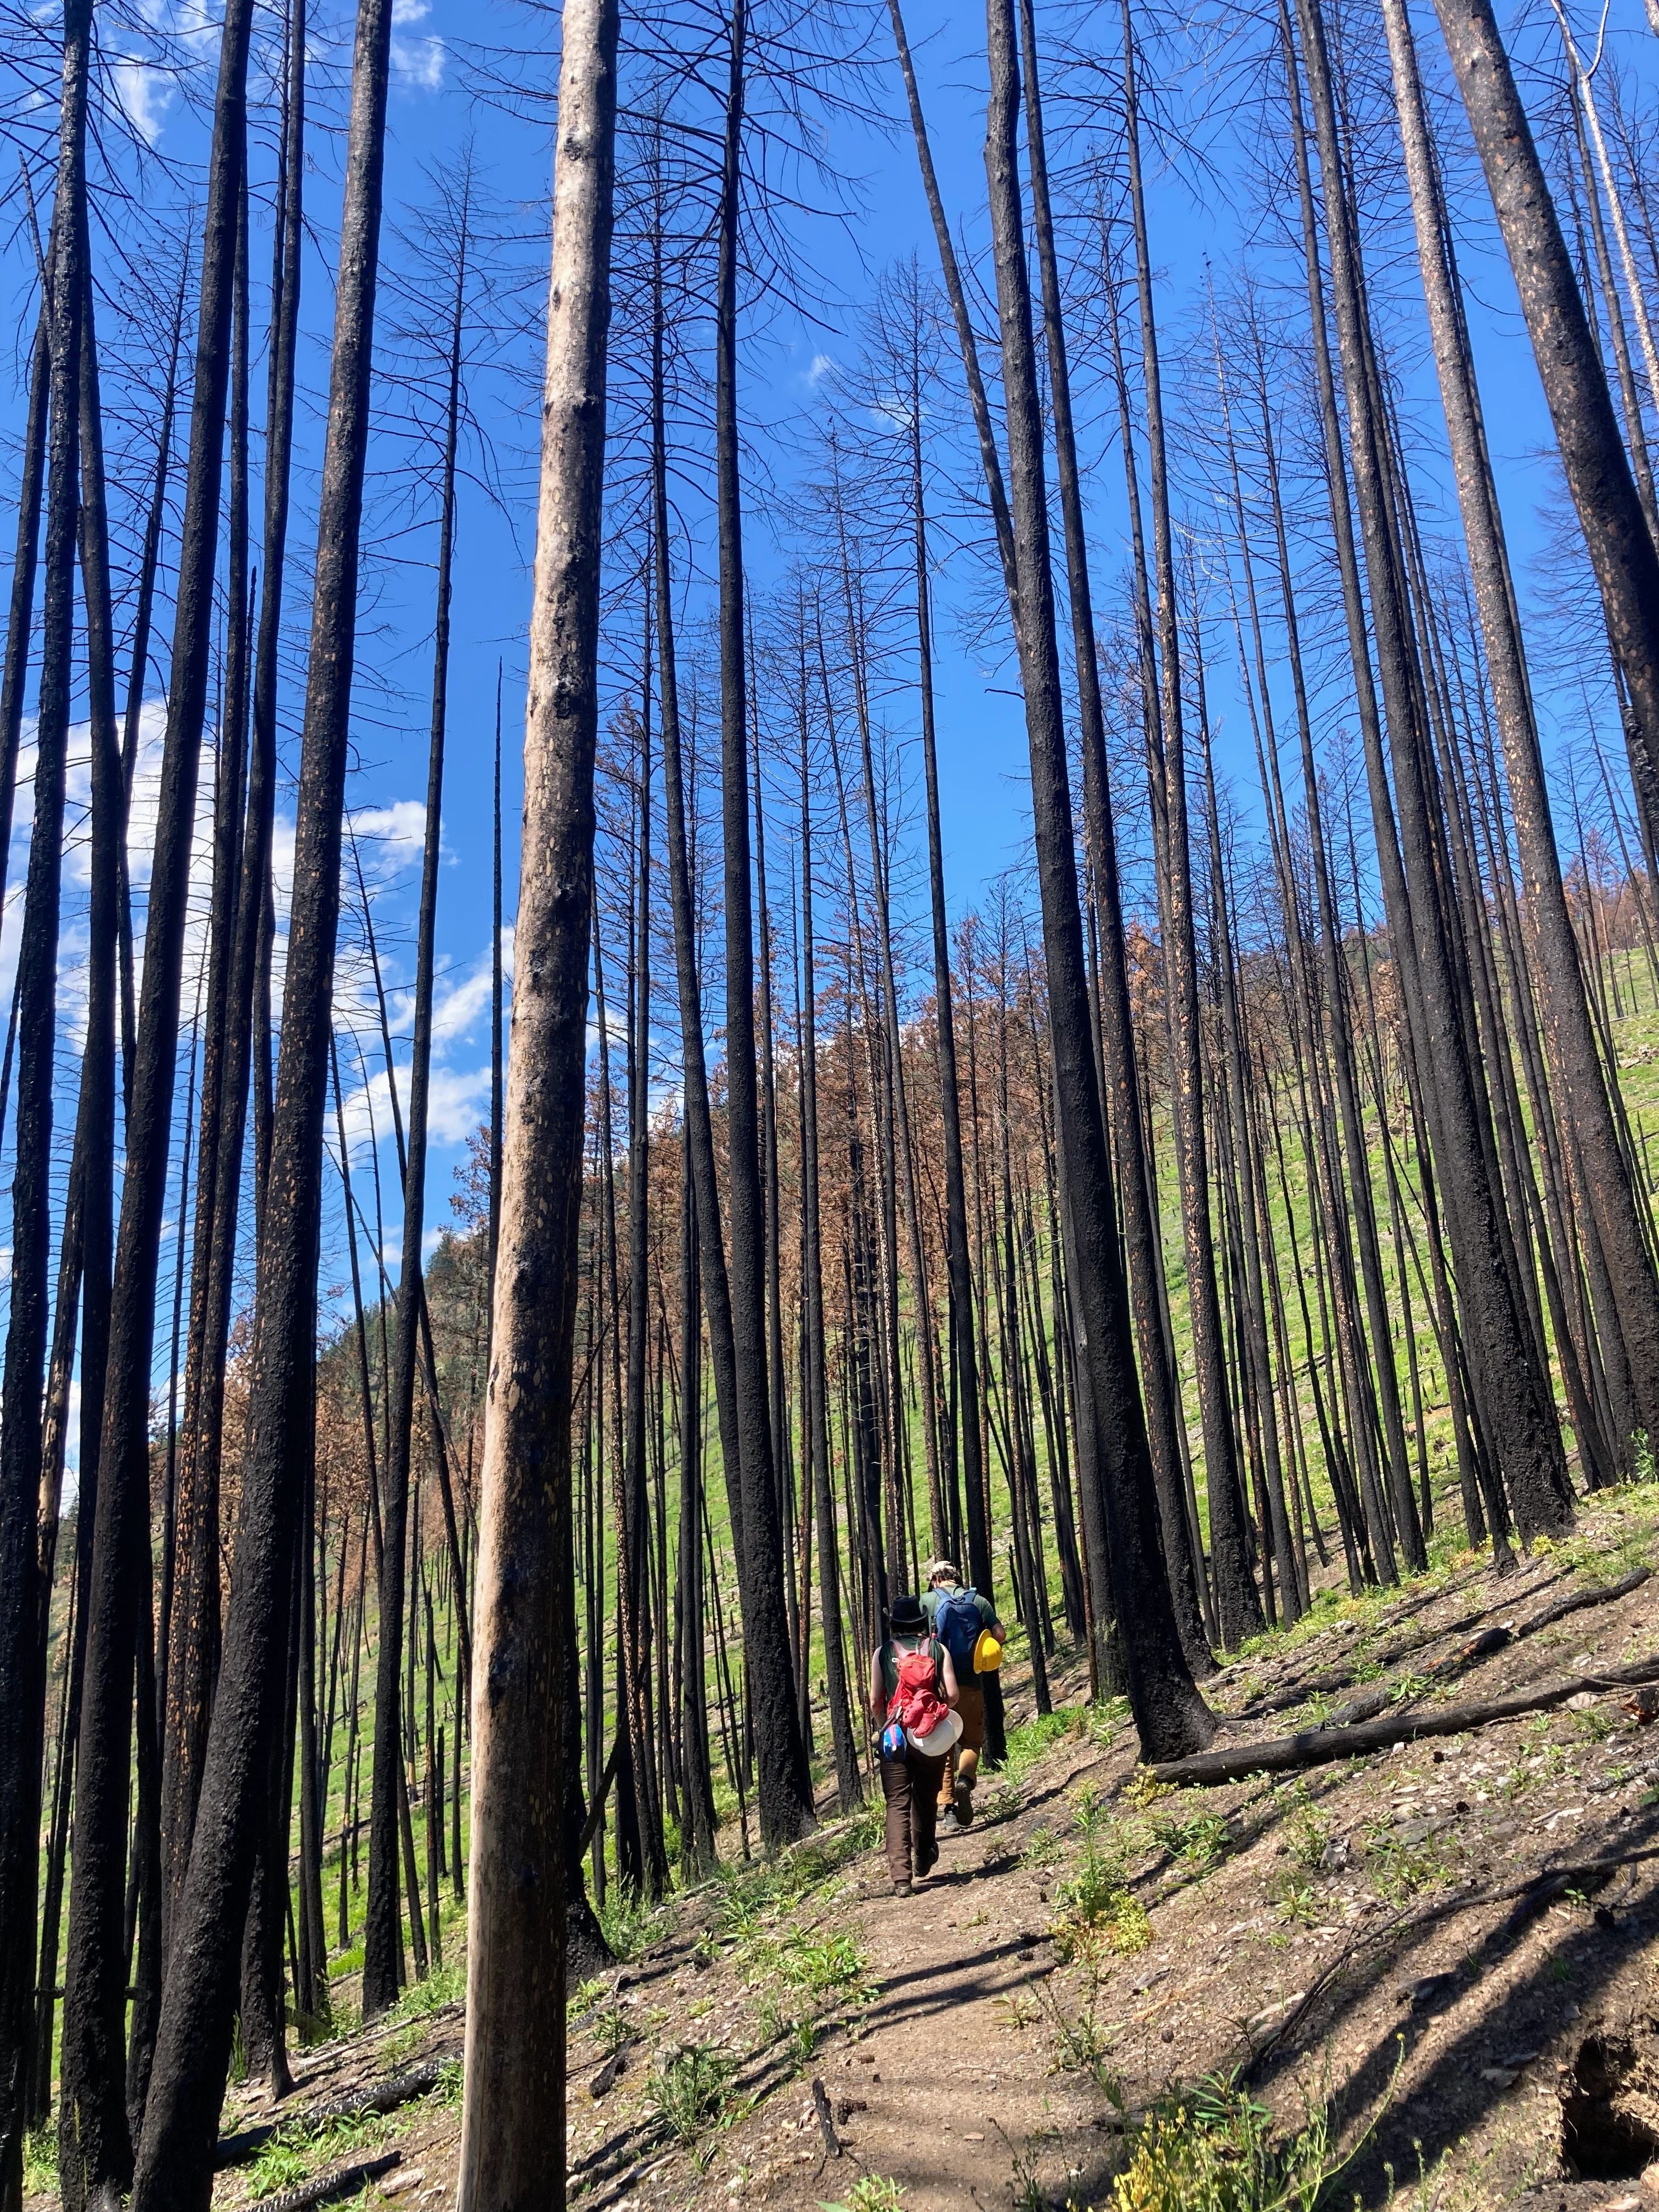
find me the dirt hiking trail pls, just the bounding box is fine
[70,1488,1659,2212]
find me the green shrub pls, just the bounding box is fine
[22,2127,58,2199]
[1109,2075,1334,2211]
[647,2044,737,2145]
[598,1881,668,1962]
[819,2176,906,2212]
[1150,1809,1233,1874]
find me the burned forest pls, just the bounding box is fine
[7,0,1659,2202]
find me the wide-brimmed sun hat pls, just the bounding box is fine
[887,1593,928,1633]
[907,1708,963,1757]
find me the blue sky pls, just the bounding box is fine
[0,0,1649,1413]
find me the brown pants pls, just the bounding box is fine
[880,1746,946,1884]
[939,1680,986,1809]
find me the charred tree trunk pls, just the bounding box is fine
[981,0,1211,1760]
[713,0,816,1845]
[130,0,397,2187]
[1392,0,1659,1467]
[362,173,471,2019]
[0,17,88,2193]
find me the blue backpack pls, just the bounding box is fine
[933,1587,981,1671]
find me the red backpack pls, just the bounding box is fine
[886,1639,948,1742]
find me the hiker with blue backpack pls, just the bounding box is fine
[922,1560,1005,1833]
[868,1594,962,1896]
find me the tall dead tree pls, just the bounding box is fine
[1383,0,1659,1472]
[0,6,89,2199]
[362,166,474,2019]
[1017,0,1212,1672]
[129,0,397,2186]
[981,0,1212,1760]
[713,0,816,1844]
[456,0,620,2200]
[60,0,257,2179]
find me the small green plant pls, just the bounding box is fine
[772,1928,874,2001]
[847,1796,886,1854]
[1048,1985,1127,2098]
[1126,1767,1175,1809]
[248,2109,396,2199]
[1086,1696,1132,1748]
[979,1780,1022,1825]
[1271,1872,1317,1928]
[1023,1824,1063,1869]
[570,1976,608,2019]
[388,1958,465,2033]
[1052,1881,1152,1962]
[996,1989,1043,2031]
[1109,2069,1362,2211]
[1361,1821,1448,1903]
[599,1880,668,1962]
[819,2176,906,2212]
[647,2044,737,2147]
[1008,2135,1047,2212]
[22,2126,58,2199]
[1002,1709,1075,1783]
[592,2002,634,2057]
[249,2137,312,2198]
[1051,1803,1150,1960]
[1151,1809,1233,1874]
[1283,1803,1331,1872]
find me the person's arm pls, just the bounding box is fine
[868,1645,887,1724]
[980,1593,1007,1644]
[939,1644,960,1708]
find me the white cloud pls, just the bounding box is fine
[112,57,172,143]
[347,800,428,889]
[391,0,445,88]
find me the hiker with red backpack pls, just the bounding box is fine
[922,1560,1006,1833]
[867,1594,962,1896]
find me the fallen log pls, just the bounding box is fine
[1234,1568,1651,1730]
[216,2059,447,2169]
[1238,1605,1496,1720]
[1521,1566,1651,1636]
[249,2151,400,2212]
[1150,1651,1659,1788]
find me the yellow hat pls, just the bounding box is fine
[973,1627,1004,1674]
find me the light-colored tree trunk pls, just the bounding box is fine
[458,0,619,2201]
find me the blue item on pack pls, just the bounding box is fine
[932,1586,981,1670]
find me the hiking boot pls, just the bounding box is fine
[892,1880,913,1897]
[954,1785,974,1827]
[919,1843,939,1878]
[937,1809,964,1837]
